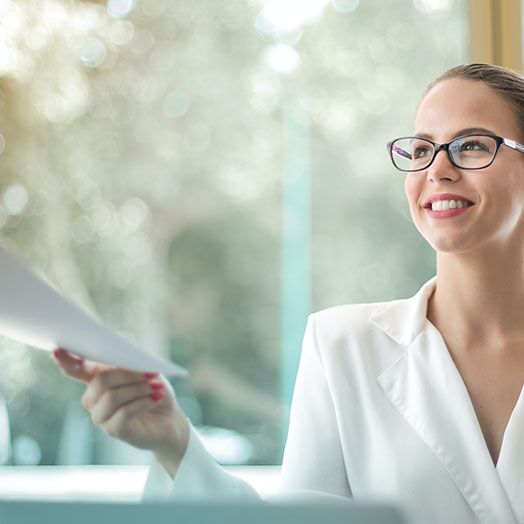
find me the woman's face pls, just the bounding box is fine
[404,78,524,255]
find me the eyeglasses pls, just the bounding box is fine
[386,133,524,172]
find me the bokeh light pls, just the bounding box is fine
[2,184,28,216]
[13,435,41,466]
[263,43,301,74]
[79,36,107,68]
[107,0,136,18]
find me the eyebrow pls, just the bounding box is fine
[414,127,497,140]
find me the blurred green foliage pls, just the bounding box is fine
[0,0,465,465]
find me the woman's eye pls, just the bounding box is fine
[413,146,432,158]
[459,140,489,152]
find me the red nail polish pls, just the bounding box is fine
[151,391,164,401]
[144,372,158,378]
[150,382,164,390]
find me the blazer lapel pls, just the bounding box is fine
[370,276,517,524]
[496,383,524,523]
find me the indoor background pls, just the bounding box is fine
[0,0,517,499]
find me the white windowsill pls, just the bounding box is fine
[0,465,281,500]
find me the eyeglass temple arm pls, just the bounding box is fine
[503,138,524,154]
[391,144,412,160]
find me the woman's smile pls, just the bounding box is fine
[424,202,475,219]
[422,194,477,219]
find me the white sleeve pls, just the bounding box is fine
[142,314,351,501]
[141,421,260,501]
[278,314,352,497]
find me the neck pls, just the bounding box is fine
[428,248,524,351]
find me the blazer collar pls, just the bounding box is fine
[369,275,520,524]
[368,274,437,346]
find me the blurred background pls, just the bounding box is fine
[0,0,470,476]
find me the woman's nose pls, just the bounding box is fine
[426,148,458,181]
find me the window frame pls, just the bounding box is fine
[469,0,522,71]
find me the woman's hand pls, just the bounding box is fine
[52,348,189,477]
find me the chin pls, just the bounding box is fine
[427,234,478,254]
[416,227,470,254]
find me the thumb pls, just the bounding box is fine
[52,348,104,383]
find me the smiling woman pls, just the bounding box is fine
[51,63,524,524]
[401,66,524,485]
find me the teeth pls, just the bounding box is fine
[430,199,470,211]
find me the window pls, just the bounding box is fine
[0,0,467,471]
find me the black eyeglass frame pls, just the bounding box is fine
[386,133,524,172]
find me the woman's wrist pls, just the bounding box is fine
[152,415,190,478]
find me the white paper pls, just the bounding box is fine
[0,243,188,377]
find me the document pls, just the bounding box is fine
[0,243,188,377]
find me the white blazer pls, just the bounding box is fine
[142,275,524,524]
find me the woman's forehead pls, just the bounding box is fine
[414,78,520,139]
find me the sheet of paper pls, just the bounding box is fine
[0,243,188,377]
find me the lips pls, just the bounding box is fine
[425,205,473,219]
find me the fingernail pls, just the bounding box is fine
[150,382,164,390]
[144,372,158,378]
[52,348,62,357]
[151,391,164,401]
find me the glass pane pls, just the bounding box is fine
[0,0,467,473]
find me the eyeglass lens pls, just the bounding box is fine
[390,135,498,171]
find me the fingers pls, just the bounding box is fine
[52,348,100,383]
[102,395,165,440]
[52,348,173,447]
[82,369,160,410]
[89,380,164,426]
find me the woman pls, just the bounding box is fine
[53,63,524,524]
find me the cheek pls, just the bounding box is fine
[404,175,421,210]
[502,174,524,221]
[503,171,524,205]
[490,170,521,210]
[404,175,427,234]
[490,159,524,199]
